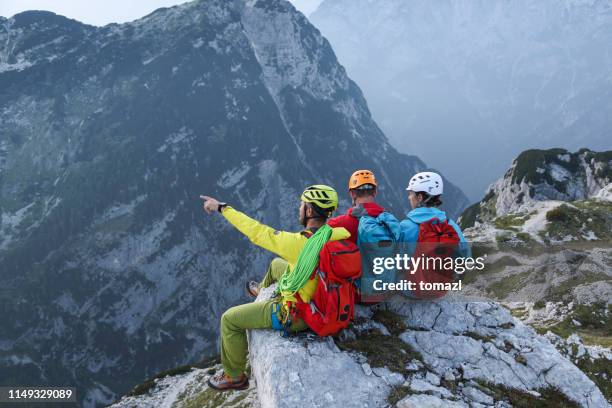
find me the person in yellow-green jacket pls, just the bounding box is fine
[200,185,350,391]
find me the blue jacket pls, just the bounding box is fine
[399,207,471,257]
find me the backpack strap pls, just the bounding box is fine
[378,217,397,243]
[300,228,316,238]
[270,302,283,330]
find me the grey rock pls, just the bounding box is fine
[462,386,494,405]
[425,371,441,386]
[397,394,468,408]
[372,366,404,386]
[394,300,607,408]
[248,287,389,408]
[409,378,452,398]
[443,369,456,382]
[405,361,421,372]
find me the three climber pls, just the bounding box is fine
[200,169,469,391]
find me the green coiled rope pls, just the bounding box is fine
[277,224,332,297]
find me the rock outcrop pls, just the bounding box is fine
[460,148,611,226]
[112,289,609,407]
[245,286,608,407]
[248,287,389,408]
[456,148,611,308]
[111,363,260,408]
[387,300,607,407]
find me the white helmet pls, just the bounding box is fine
[406,171,443,196]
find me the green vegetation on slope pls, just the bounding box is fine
[475,380,579,408]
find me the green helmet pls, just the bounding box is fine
[301,184,338,216]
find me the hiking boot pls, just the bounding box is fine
[245,280,260,298]
[208,372,249,391]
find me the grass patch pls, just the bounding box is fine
[128,364,195,397]
[387,385,412,406]
[496,232,514,244]
[510,307,529,319]
[476,380,579,408]
[574,199,612,213]
[533,300,546,310]
[463,331,495,342]
[372,310,408,336]
[484,255,522,275]
[515,232,533,243]
[441,378,458,394]
[128,356,221,397]
[491,255,522,268]
[537,303,610,347]
[576,356,612,401]
[487,271,531,299]
[570,302,610,333]
[514,354,527,365]
[336,328,421,376]
[459,202,482,229]
[545,202,612,241]
[546,205,578,223]
[511,148,580,188]
[578,332,612,348]
[494,213,531,231]
[181,387,251,408]
[536,302,612,400]
[181,387,250,408]
[544,272,610,303]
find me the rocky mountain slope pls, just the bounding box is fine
[460,148,611,224]
[0,0,468,406]
[456,148,611,401]
[111,287,609,407]
[458,148,611,305]
[310,0,612,199]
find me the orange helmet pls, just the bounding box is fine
[348,170,377,190]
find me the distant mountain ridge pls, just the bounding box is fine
[0,1,467,406]
[460,148,611,227]
[310,0,612,199]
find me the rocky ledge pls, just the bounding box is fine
[111,288,609,407]
[247,287,608,408]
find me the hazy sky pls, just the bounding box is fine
[0,0,321,26]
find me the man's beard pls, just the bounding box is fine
[299,210,306,227]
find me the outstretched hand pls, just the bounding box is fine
[200,195,221,214]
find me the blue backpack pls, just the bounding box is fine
[356,210,401,246]
[353,208,401,302]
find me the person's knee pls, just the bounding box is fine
[221,306,238,329]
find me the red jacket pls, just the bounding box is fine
[328,202,385,243]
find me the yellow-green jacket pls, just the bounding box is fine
[221,206,351,303]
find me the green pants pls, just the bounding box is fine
[220,258,307,377]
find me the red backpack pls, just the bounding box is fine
[292,239,361,336]
[409,218,459,299]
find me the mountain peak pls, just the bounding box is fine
[0,1,466,406]
[8,10,86,28]
[462,148,611,225]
